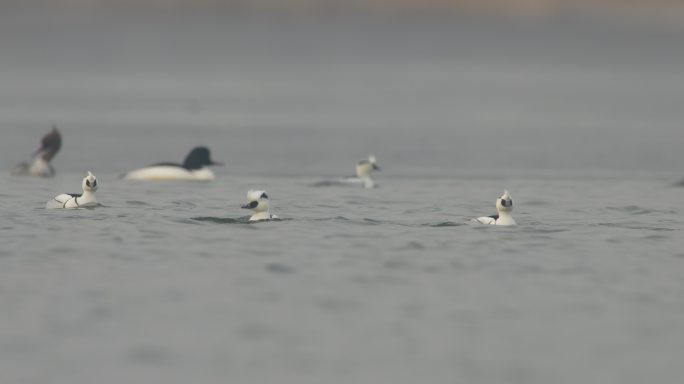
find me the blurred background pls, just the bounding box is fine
[0,0,684,175]
[3,0,684,17]
[1,0,683,178]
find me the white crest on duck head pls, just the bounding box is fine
[246,189,268,201]
[356,155,380,178]
[82,171,98,192]
[368,155,380,170]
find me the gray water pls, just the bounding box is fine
[1,9,684,384]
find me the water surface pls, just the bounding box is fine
[1,10,684,384]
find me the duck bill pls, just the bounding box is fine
[240,204,251,209]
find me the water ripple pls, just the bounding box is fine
[596,223,677,231]
[427,221,464,227]
[191,216,254,224]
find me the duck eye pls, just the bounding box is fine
[249,201,259,209]
[92,180,97,187]
[86,180,91,187]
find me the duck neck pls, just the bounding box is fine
[79,190,97,204]
[496,210,515,225]
[250,210,271,221]
[360,175,375,189]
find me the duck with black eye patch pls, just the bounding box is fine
[46,171,99,209]
[241,190,278,221]
[473,190,517,226]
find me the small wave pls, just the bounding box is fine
[313,216,350,222]
[311,180,341,187]
[359,218,416,227]
[403,205,440,214]
[520,228,568,234]
[362,218,382,225]
[642,234,670,240]
[606,206,656,215]
[596,222,677,231]
[190,216,251,224]
[315,204,340,209]
[266,263,295,274]
[171,201,197,208]
[428,221,463,227]
[191,216,290,224]
[126,200,151,206]
[314,216,413,227]
[394,241,426,250]
[81,203,105,210]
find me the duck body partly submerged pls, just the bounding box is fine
[46,171,99,209]
[124,165,216,181]
[474,190,517,226]
[316,155,381,189]
[241,190,278,222]
[123,147,221,181]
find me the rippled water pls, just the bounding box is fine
[1,9,684,384]
[2,171,684,384]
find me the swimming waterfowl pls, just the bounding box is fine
[123,146,221,181]
[351,155,381,189]
[474,190,517,226]
[316,155,381,189]
[241,190,278,221]
[46,171,99,209]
